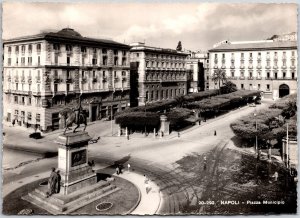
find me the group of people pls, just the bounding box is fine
[46,167,61,198]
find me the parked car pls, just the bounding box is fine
[29,132,42,139]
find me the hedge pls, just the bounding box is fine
[115,111,160,128]
[165,108,193,126]
[186,90,260,111]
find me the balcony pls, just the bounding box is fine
[248,65,253,69]
[247,77,254,80]
[213,65,218,69]
[66,50,73,56]
[265,65,271,69]
[81,77,87,83]
[66,78,73,83]
[21,76,25,83]
[239,76,245,80]
[273,66,278,69]
[92,77,98,83]
[281,65,287,69]
[230,65,235,69]
[265,77,272,80]
[290,65,296,69]
[240,66,245,69]
[114,77,119,82]
[14,76,19,82]
[221,65,226,69]
[33,91,41,96]
[53,77,61,83]
[4,89,11,94]
[256,65,262,69]
[102,77,107,82]
[228,76,237,80]
[256,77,262,80]
[36,76,41,83]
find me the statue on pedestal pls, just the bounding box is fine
[62,96,87,134]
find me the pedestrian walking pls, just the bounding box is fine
[127,163,131,172]
[12,119,15,127]
[214,130,217,136]
[178,132,180,138]
[144,175,149,194]
[116,166,120,175]
[127,134,129,140]
[203,156,207,171]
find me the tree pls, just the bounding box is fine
[220,81,237,94]
[175,95,185,107]
[211,68,227,94]
[176,41,182,51]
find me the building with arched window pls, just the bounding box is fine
[130,42,188,106]
[208,33,297,99]
[3,28,130,131]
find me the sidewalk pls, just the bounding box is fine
[3,163,162,215]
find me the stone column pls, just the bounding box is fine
[159,115,170,136]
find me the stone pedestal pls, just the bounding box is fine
[56,131,96,195]
[159,115,170,136]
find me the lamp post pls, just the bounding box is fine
[254,112,258,154]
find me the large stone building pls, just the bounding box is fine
[130,42,188,106]
[185,51,209,93]
[3,28,131,131]
[208,34,297,99]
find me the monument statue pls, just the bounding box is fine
[62,96,87,134]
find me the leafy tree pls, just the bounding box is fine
[220,81,237,94]
[211,68,227,93]
[175,95,185,107]
[176,41,182,51]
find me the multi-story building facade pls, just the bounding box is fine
[185,51,209,93]
[130,42,188,106]
[3,28,131,131]
[208,35,297,99]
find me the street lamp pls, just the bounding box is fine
[254,112,258,154]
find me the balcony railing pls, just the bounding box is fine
[92,77,98,83]
[256,77,262,80]
[240,76,245,80]
[240,66,245,69]
[81,77,87,83]
[14,76,19,82]
[281,65,287,69]
[265,65,271,69]
[290,65,296,69]
[248,65,253,69]
[247,77,254,80]
[53,77,61,83]
[230,65,235,69]
[36,76,41,83]
[273,66,278,69]
[265,77,272,80]
[21,76,25,83]
[66,78,73,83]
[256,65,262,69]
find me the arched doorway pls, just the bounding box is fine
[279,84,290,98]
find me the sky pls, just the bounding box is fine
[2,2,297,51]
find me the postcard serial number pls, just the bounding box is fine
[198,201,215,205]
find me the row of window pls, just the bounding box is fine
[229,71,296,79]
[217,59,297,67]
[215,51,296,59]
[145,88,185,102]
[11,95,41,107]
[146,61,185,68]
[142,52,185,61]
[13,110,40,122]
[8,44,41,54]
[7,56,40,66]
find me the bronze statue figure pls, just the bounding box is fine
[61,96,87,134]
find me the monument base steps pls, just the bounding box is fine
[22,181,121,215]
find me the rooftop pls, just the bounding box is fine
[3,28,129,48]
[130,43,188,56]
[209,39,297,52]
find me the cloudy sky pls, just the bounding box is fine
[2,2,297,51]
